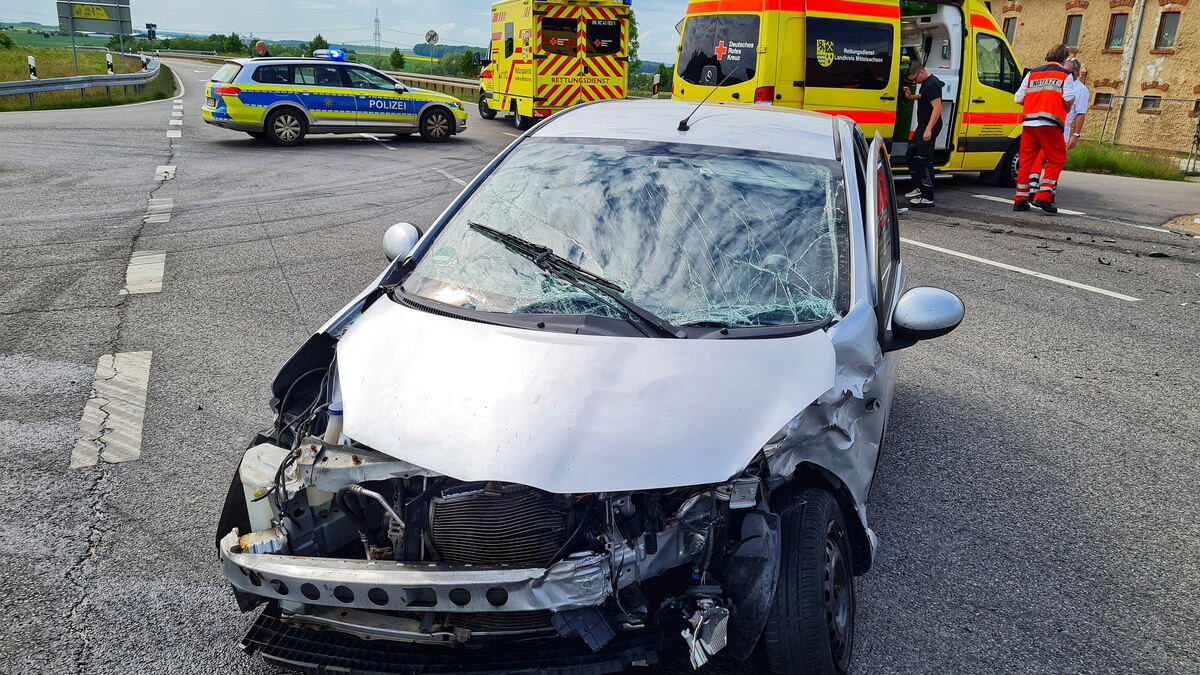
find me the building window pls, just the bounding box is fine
[1155,12,1180,50]
[1140,95,1161,112]
[1094,92,1112,107]
[1063,15,1083,48]
[1003,17,1017,43]
[1106,14,1128,50]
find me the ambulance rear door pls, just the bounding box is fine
[960,10,1023,171]
[535,3,584,109]
[580,4,628,102]
[802,0,901,139]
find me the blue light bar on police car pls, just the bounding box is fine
[313,48,346,61]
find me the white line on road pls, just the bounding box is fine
[171,111,182,117]
[71,351,153,468]
[167,130,181,138]
[147,197,173,212]
[169,119,183,126]
[435,168,468,186]
[119,250,166,294]
[358,132,396,150]
[1134,224,1173,233]
[973,193,1086,216]
[143,213,170,223]
[502,132,520,137]
[154,165,176,181]
[900,237,1140,302]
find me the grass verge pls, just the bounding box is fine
[0,63,176,112]
[1065,141,1185,181]
[1,46,143,81]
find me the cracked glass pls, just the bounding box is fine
[404,137,847,329]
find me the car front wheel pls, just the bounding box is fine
[419,108,453,142]
[265,109,306,146]
[763,488,855,675]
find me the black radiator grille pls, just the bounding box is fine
[428,483,572,566]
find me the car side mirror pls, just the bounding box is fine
[394,83,407,93]
[384,222,422,262]
[884,287,964,351]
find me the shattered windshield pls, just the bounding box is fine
[404,137,848,330]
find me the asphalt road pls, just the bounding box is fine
[1,59,1196,675]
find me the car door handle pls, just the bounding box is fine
[972,98,986,103]
[879,95,896,101]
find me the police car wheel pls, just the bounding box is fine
[246,131,265,140]
[478,94,496,119]
[419,109,453,143]
[266,109,306,146]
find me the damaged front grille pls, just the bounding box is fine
[429,483,573,566]
[448,610,555,634]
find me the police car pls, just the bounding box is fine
[201,49,468,145]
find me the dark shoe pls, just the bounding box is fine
[1013,200,1030,212]
[1031,199,1058,214]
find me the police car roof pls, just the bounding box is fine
[229,57,364,65]
[532,99,842,160]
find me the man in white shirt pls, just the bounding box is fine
[1029,58,1087,198]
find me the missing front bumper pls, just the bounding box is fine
[220,530,613,613]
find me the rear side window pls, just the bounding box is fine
[252,65,290,84]
[677,14,760,86]
[542,17,576,55]
[586,19,621,55]
[346,67,395,90]
[505,22,515,58]
[293,65,346,87]
[806,18,893,90]
[211,63,241,83]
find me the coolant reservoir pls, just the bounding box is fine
[239,442,301,533]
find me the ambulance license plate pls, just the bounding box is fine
[206,97,217,107]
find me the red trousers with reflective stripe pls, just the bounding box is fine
[1015,126,1066,202]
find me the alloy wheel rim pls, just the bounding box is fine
[274,115,300,141]
[427,113,449,138]
[824,521,852,668]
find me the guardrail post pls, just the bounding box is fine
[106,54,114,75]
[27,56,37,80]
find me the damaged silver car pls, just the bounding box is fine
[217,99,964,673]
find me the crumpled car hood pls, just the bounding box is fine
[335,300,836,493]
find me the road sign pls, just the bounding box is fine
[425,30,438,45]
[57,1,133,35]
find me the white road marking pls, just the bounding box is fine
[147,197,173,213]
[119,250,166,294]
[1135,224,1172,233]
[171,111,182,117]
[167,130,181,138]
[169,119,183,126]
[435,168,468,186]
[358,132,396,150]
[973,193,1086,216]
[900,237,1140,302]
[71,351,153,468]
[154,165,176,181]
[502,132,519,137]
[143,213,170,223]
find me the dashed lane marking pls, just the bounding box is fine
[1134,224,1173,234]
[169,119,183,126]
[143,213,170,223]
[171,111,182,117]
[973,193,1086,216]
[71,351,153,468]
[435,168,467,186]
[900,237,1141,302]
[502,132,519,137]
[167,130,181,138]
[119,250,165,294]
[154,165,175,181]
[147,197,173,213]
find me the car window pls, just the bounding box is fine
[586,19,621,55]
[976,33,1021,93]
[541,17,576,56]
[293,65,345,87]
[677,14,760,86]
[345,67,394,90]
[211,63,242,83]
[405,138,849,329]
[252,65,290,84]
[505,22,515,58]
[806,18,893,90]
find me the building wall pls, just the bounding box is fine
[993,0,1199,153]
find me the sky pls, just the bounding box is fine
[0,0,684,62]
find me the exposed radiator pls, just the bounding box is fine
[428,483,573,566]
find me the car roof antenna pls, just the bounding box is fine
[678,66,743,132]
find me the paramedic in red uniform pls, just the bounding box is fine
[1012,44,1076,214]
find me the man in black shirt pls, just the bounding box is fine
[902,62,943,208]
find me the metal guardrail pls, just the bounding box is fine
[144,51,226,64]
[383,71,477,101]
[0,55,161,98]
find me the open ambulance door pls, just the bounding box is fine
[960,12,1023,177]
[802,0,901,140]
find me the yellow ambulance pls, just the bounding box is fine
[479,0,632,130]
[673,0,1026,184]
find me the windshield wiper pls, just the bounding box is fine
[467,222,686,338]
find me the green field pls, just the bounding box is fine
[5,28,111,48]
[0,47,176,112]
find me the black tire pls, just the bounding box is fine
[246,131,265,139]
[995,143,1019,187]
[264,108,306,146]
[513,110,534,131]
[478,93,497,119]
[419,107,454,142]
[763,489,855,675]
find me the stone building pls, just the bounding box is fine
[992,0,1198,153]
